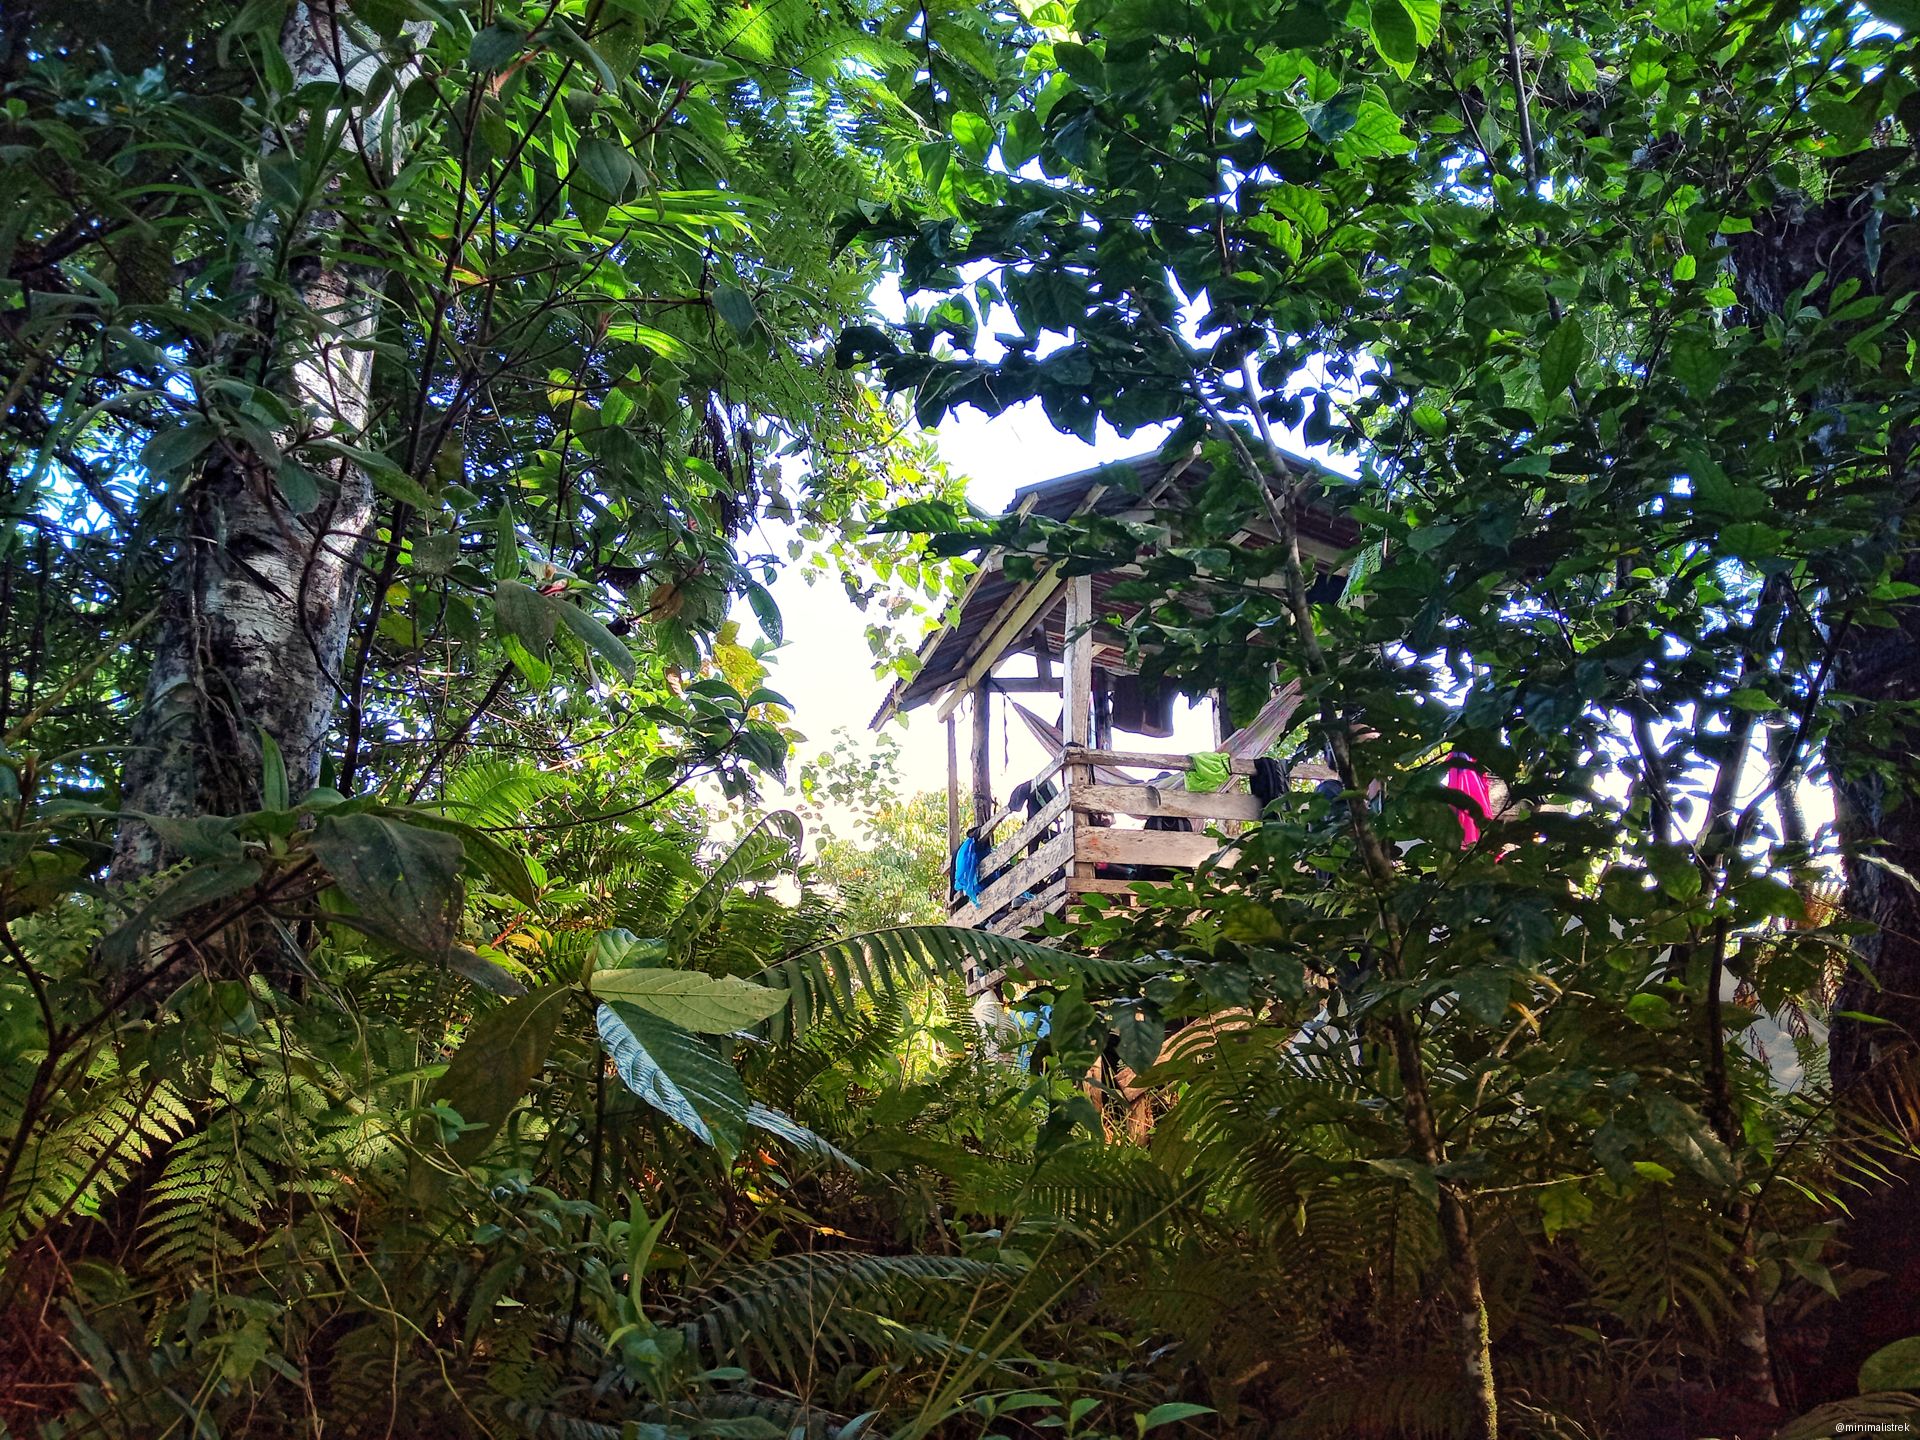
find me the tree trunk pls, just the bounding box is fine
[114,4,409,892]
[1733,165,1920,1408]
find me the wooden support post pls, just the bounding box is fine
[970,682,993,832]
[945,713,961,859]
[1064,576,1094,748]
[1064,575,1096,888]
[1093,670,1113,751]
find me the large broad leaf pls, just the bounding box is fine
[390,806,540,906]
[597,1002,748,1151]
[431,985,571,1167]
[495,579,557,656]
[309,813,464,959]
[556,601,638,681]
[1539,314,1587,398]
[588,967,789,1032]
[1861,1336,1920,1392]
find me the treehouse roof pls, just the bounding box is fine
[871,446,1359,728]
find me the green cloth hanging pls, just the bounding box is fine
[1187,751,1231,793]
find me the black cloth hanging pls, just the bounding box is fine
[1251,757,1288,810]
[1109,673,1175,738]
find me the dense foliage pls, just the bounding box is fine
[5,0,1920,1436]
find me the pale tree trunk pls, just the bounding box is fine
[114,4,417,891]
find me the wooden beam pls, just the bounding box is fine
[1067,875,1174,896]
[945,715,960,858]
[1066,745,1252,775]
[1062,574,1094,748]
[930,481,1116,724]
[1062,576,1097,889]
[1072,782,1262,823]
[1074,827,1223,869]
[970,683,993,831]
[933,568,1067,722]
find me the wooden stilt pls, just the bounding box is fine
[945,713,961,859]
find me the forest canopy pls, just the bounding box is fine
[3,0,1920,1437]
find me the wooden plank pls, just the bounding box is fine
[975,754,1067,840]
[954,481,1108,704]
[1067,745,1256,776]
[1073,827,1223,869]
[950,829,1074,928]
[978,784,1073,881]
[945,716,960,858]
[993,879,1068,937]
[1062,575,1094,748]
[1068,875,1173,895]
[970,682,993,829]
[1072,782,1262,823]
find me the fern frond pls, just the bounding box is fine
[757,926,1149,1040]
[676,1251,1009,1379]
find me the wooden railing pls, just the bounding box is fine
[950,747,1267,936]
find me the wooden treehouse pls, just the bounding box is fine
[872,448,1356,940]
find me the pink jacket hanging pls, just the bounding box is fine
[1444,758,1492,848]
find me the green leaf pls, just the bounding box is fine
[495,580,557,658]
[495,502,521,582]
[1397,0,1442,42]
[1538,1180,1593,1240]
[1454,967,1510,1025]
[1860,1336,1920,1392]
[1138,1404,1214,1434]
[141,420,217,478]
[468,20,525,70]
[575,137,634,202]
[745,581,782,645]
[596,929,672,968]
[309,813,464,959]
[430,985,571,1167]
[588,967,790,1032]
[1866,0,1920,26]
[371,464,435,511]
[259,729,288,811]
[1369,0,1420,71]
[951,109,995,159]
[1646,845,1703,901]
[1362,1155,1440,1207]
[746,1102,865,1171]
[101,860,263,966]
[1112,1000,1165,1074]
[1052,40,1104,90]
[275,459,324,515]
[1671,335,1726,396]
[596,1001,748,1151]
[1643,1092,1735,1186]
[392,808,540,907]
[1539,315,1587,398]
[555,601,637,681]
[713,283,758,337]
[448,946,527,996]
[346,0,409,39]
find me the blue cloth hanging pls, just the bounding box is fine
[952,834,984,905]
